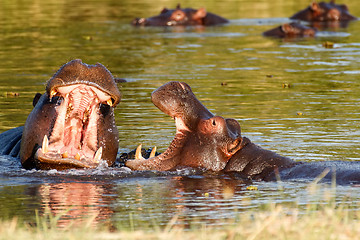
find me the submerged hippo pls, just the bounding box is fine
[290,1,357,22]
[132,4,229,26]
[263,22,317,38]
[0,59,121,170]
[126,82,360,184]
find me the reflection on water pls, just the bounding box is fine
[38,182,115,227]
[0,0,360,229]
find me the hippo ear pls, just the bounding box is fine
[193,7,207,20]
[310,2,320,12]
[176,3,181,9]
[32,93,42,107]
[281,23,292,34]
[161,8,169,14]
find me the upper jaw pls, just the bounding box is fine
[152,81,214,129]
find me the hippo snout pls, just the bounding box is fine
[132,18,146,26]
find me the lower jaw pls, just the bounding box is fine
[34,149,99,170]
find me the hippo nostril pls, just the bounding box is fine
[133,18,146,25]
[212,119,216,126]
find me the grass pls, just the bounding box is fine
[0,191,359,240]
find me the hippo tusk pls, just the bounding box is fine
[94,147,102,163]
[135,144,144,160]
[50,89,57,99]
[106,99,113,107]
[42,135,49,154]
[149,146,157,158]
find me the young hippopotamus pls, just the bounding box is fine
[263,22,317,38]
[126,82,360,184]
[290,1,357,22]
[132,4,229,27]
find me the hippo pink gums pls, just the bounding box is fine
[0,59,121,170]
[132,4,228,27]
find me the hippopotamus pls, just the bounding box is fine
[0,59,121,170]
[125,81,295,177]
[126,82,360,184]
[132,4,229,27]
[290,1,357,22]
[263,22,317,38]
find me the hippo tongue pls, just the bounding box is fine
[63,86,97,156]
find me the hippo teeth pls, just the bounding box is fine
[94,147,102,162]
[62,151,68,158]
[43,133,103,163]
[42,135,49,154]
[135,144,145,160]
[149,146,157,158]
[75,152,81,160]
[106,99,113,107]
[50,89,57,99]
[135,144,157,160]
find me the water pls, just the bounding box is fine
[0,0,360,229]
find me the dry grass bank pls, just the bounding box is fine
[0,199,359,240]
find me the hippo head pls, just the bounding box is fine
[126,81,244,171]
[132,4,218,26]
[290,1,357,22]
[263,22,317,38]
[20,59,121,170]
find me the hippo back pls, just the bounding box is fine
[0,126,23,158]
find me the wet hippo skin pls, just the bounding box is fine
[125,82,295,176]
[290,1,357,22]
[132,4,229,27]
[0,59,121,170]
[263,22,317,38]
[126,81,360,184]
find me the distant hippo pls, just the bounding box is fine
[126,82,360,184]
[132,4,229,26]
[290,1,357,22]
[0,59,121,170]
[263,22,317,38]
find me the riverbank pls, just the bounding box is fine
[1,194,359,240]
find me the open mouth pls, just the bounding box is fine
[34,84,114,169]
[130,115,190,163]
[126,81,243,171]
